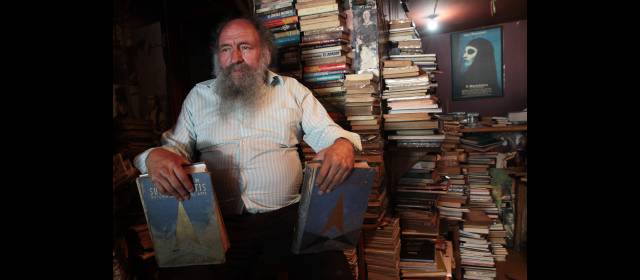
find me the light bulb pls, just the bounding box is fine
[426,15,438,31]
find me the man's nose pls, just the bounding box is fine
[231,48,244,64]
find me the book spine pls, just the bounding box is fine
[301,42,341,51]
[258,8,296,21]
[304,73,345,83]
[303,69,347,78]
[263,15,299,28]
[301,50,342,59]
[256,3,294,15]
[304,63,347,72]
[269,23,299,33]
[256,2,293,14]
[274,35,301,47]
[273,29,300,39]
[297,3,338,17]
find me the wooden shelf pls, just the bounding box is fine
[460,124,527,133]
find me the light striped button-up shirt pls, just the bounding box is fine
[134,71,362,215]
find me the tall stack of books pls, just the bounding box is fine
[256,0,302,79]
[297,0,352,117]
[388,19,420,55]
[364,217,401,280]
[459,209,497,279]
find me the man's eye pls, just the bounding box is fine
[221,48,230,53]
[241,45,251,51]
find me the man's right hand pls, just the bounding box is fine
[145,148,194,201]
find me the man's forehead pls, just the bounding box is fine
[219,20,259,43]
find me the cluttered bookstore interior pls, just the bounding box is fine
[113,0,527,279]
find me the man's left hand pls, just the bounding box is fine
[313,138,356,194]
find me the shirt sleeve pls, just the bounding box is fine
[133,88,198,173]
[295,82,362,153]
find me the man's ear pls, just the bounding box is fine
[264,48,272,65]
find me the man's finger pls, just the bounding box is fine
[155,176,178,199]
[319,163,339,194]
[173,167,194,193]
[164,170,189,201]
[316,159,331,187]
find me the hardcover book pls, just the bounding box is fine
[292,161,375,254]
[136,163,230,267]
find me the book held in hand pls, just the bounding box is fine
[292,161,375,254]
[136,162,230,267]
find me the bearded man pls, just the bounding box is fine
[134,16,359,280]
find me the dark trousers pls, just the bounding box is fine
[159,203,353,280]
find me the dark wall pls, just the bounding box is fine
[422,20,527,117]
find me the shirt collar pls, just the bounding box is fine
[266,70,282,87]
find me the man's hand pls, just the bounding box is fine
[146,149,194,201]
[312,138,356,194]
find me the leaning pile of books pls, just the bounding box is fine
[491,116,511,127]
[255,0,302,78]
[364,217,401,280]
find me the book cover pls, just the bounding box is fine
[136,163,230,267]
[292,161,375,254]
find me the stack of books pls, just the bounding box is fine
[382,64,443,147]
[491,116,512,127]
[488,222,509,262]
[298,0,352,117]
[437,113,465,151]
[388,53,438,74]
[460,134,502,153]
[364,217,401,280]
[256,0,302,78]
[463,164,492,185]
[345,73,381,134]
[436,194,468,222]
[468,184,500,220]
[459,229,496,280]
[399,238,447,279]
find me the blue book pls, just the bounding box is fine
[136,163,229,267]
[304,73,345,83]
[274,35,301,47]
[292,161,375,254]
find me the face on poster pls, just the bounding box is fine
[451,26,503,100]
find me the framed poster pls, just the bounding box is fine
[451,26,503,100]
